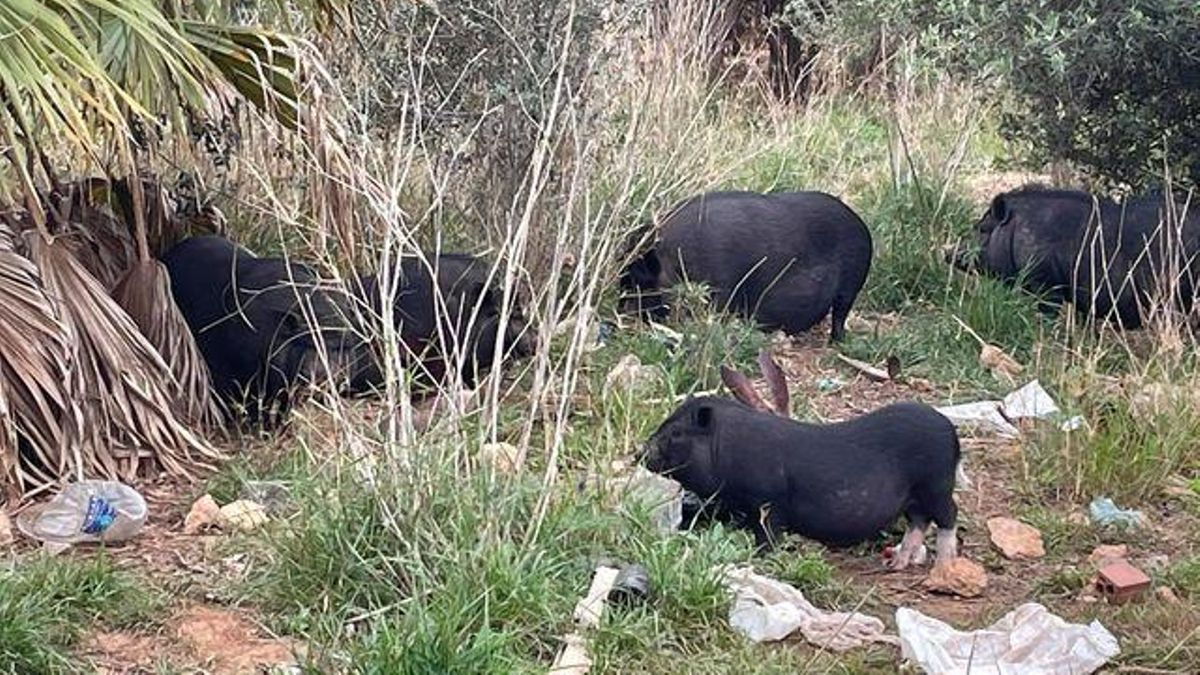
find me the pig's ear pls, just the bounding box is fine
[990,196,1012,225]
[757,350,789,416]
[693,403,714,430]
[720,365,769,411]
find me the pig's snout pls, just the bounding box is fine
[511,323,536,358]
[945,241,976,272]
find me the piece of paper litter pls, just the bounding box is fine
[551,566,620,675]
[935,401,1021,438]
[896,602,1119,675]
[723,566,898,651]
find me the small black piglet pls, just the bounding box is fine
[641,351,961,569]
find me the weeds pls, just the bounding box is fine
[1025,393,1200,503]
[0,556,163,673]
[11,0,1200,671]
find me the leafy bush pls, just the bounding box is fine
[785,0,1200,190]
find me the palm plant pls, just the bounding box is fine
[0,0,341,499]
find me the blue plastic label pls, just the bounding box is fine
[81,496,118,535]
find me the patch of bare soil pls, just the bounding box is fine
[24,430,308,672]
[83,604,302,674]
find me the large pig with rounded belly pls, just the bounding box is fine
[619,190,873,342]
[951,186,1200,328]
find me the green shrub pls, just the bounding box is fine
[786,0,1200,190]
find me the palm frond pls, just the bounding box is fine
[0,219,75,498]
[112,260,222,431]
[179,21,301,130]
[27,232,224,484]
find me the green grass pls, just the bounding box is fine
[244,440,765,672]
[0,556,164,673]
[1024,394,1200,504]
[1164,556,1200,599]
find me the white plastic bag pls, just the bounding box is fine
[935,401,1020,438]
[723,566,898,651]
[1001,380,1061,421]
[896,603,1119,675]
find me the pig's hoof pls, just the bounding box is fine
[911,543,929,566]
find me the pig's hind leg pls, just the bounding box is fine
[892,483,960,569]
[917,483,959,562]
[889,515,929,571]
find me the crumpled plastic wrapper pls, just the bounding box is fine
[1001,380,1061,420]
[723,566,899,651]
[896,602,1119,675]
[937,380,1071,439]
[1088,497,1145,529]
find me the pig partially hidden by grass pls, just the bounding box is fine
[641,352,961,569]
[951,185,1200,328]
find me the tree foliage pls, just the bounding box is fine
[785,0,1200,190]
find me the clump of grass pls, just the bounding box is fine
[758,539,840,603]
[840,302,1042,394]
[1016,505,1100,560]
[0,556,164,672]
[838,173,1052,393]
[857,176,975,312]
[1033,565,1091,600]
[1164,556,1200,598]
[248,443,759,672]
[1024,393,1200,504]
[599,287,767,396]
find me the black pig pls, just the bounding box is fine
[349,253,535,393]
[162,235,368,427]
[641,352,960,569]
[619,190,873,342]
[952,186,1200,328]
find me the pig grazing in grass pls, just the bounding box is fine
[951,185,1200,328]
[640,351,960,569]
[348,253,536,393]
[619,190,873,342]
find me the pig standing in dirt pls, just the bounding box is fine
[640,352,960,569]
[951,185,1200,328]
[619,190,873,342]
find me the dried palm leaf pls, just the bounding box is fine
[112,260,222,430]
[27,233,224,484]
[53,186,136,291]
[0,221,76,499]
